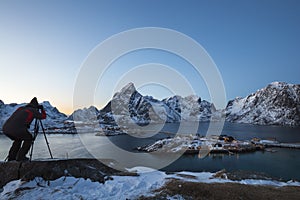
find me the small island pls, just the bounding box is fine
[137,134,300,155]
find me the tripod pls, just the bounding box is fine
[29,118,53,161]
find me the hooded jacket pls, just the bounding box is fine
[2,98,46,140]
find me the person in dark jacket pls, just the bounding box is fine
[3,97,47,161]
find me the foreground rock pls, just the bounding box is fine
[1,160,299,199]
[0,158,135,188]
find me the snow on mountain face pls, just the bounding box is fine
[40,101,68,129]
[163,95,215,121]
[0,100,67,131]
[97,82,214,125]
[68,106,99,122]
[99,83,172,125]
[226,82,300,126]
[0,102,24,131]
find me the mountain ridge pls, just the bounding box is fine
[225,81,300,126]
[96,83,216,126]
[0,100,68,132]
[1,81,299,131]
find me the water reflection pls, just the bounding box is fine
[0,122,300,180]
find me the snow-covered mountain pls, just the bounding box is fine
[226,82,300,126]
[68,106,99,122]
[3,81,298,134]
[97,83,215,125]
[41,101,68,129]
[0,100,68,131]
[163,95,216,121]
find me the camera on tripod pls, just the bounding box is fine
[29,105,53,161]
[37,104,44,111]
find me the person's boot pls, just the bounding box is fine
[16,140,32,161]
[8,140,22,161]
[16,156,29,161]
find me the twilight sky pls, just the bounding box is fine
[0,0,300,114]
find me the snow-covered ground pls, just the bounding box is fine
[1,167,299,200]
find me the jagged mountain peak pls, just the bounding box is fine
[87,105,99,112]
[164,95,182,100]
[267,81,291,89]
[113,82,137,99]
[97,83,214,125]
[68,106,99,122]
[184,95,201,103]
[226,82,300,126]
[42,100,52,106]
[121,82,136,92]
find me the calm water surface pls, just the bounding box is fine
[0,122,299,181]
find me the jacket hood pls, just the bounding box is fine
[27,97,39,108]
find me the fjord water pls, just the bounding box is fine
[163,122,300,142]
[0,122,300,181]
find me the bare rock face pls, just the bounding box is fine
[0,159,136,188]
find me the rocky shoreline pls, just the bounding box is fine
[0,159,135,189]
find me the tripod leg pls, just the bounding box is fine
[30,119,39,162]
[29,140,35,162]
[39,120,53,159]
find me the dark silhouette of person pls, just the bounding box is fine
[3,97,46,161]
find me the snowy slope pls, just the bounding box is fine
[40,101,68,129]
[226,82,300,126]
[163,95,215,121]
[0,100,68,131]
[1,169,299,200]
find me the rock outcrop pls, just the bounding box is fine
[0,159,135,188]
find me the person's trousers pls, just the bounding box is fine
[7,134,33,161]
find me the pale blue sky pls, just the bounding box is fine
[1,0,300,114]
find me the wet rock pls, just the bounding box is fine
[212,169,227,179]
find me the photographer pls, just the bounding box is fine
[2,97,47,161]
